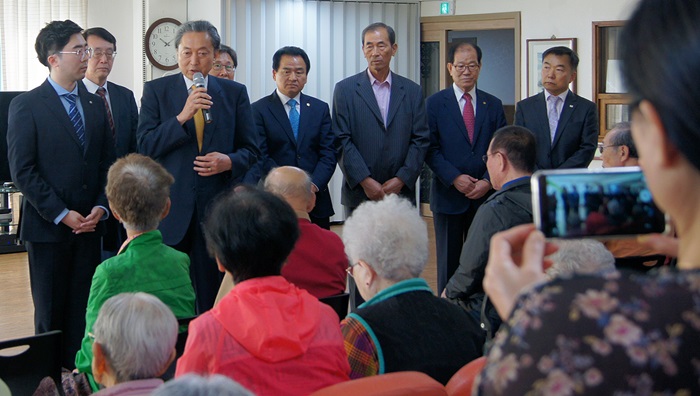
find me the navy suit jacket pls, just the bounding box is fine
[246,91,336,218]
[7,79,114,242]
[514,90,598,169]
[426,87,507,214]
[332,70,430,207]
[106,81,138,158]
[137,74,259,245]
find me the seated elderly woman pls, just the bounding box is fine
[341,195,484,384]
[175,188,350,395]
[545,239,616,279]
[90,292,178,395]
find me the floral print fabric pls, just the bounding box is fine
[477,268,700,395]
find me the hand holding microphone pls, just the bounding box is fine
[193,72,213,123]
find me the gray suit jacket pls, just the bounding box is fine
[332,70,429,208]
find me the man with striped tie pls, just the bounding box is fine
[7,20,115,368]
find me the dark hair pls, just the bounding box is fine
[204,188,300,283]
[362,22,395,46]
[272,46,310,73]
[174,20,221,51]
[542,46,579,70]
[490,125,537,173]
[608,122,638,159]
[448,42,482,64]
[83,27,117,52]
[35,19,83,69]
[621,0,700,172]
[218,44,238,68]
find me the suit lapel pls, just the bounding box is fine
[297,93,312,145]
[535,92,552,150]
[386,72,405,128]
[106,82,122,132]
[445,89,471,145]
[473,90,488,147]
[39,80,85,152]
[552,91,576,148]
[355,71,384,127]
[77,81,97,153]
[268,91,297,145]
[201,76,221,151]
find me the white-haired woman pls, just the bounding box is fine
[340,194,484,384]
[90,292,177,395]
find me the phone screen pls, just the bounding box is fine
[532,167,666,238]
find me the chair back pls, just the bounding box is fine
[446,356,486,396]
[615,255,667,272]
[319,292,350,320]
[0,330,64,396]
[161,315,198,380]
[310,371,447,396]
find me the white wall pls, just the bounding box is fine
[421,0,638,101]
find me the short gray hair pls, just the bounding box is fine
[608,122,637,159]
[92,292,177,383]
[174,20,221,50]
[152,374,254,396]
[263,166,313,202]
[343,195,428,281]
[546,239,616,278]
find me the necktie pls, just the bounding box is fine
[288,99,299,140]
[462,93,475,143]
[64,94,85,148]
[191,85,204,152]
[547,95,562,143]
[96,87,115,137]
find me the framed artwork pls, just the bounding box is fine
[527,38,577,96]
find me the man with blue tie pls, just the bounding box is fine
[82,27,139,257]
[138,20,259,313]
[426,42,507,294]
[7,20,115,367]
[247,46,336,229]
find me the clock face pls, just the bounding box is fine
[145,18,181,70]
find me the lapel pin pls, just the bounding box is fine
[89,100,93,104]
[306,103,310,107]
[482,101,486,105]
[569,104,574,108]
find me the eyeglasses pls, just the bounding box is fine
[88,332,96,341]
[58,47,92,60]
[91,49,117,60]
[482,151,502,163]
[212,63,235,72]
[277,69,306,77]
[452,63,480,73]
[346,261,359,278]
[599,144,620,154]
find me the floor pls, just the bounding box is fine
[0,218,438,342]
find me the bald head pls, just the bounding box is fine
[263,166,315,213]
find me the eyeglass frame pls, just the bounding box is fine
[212,63,235,72]
[599,144,621,154]
[482,151,503,164]
[346,261,359,278]
[451,63,480,73]
[90,49,117,60]
[57,47,93,61]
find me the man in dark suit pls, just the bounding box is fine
[514,46,598,169]
[137,20,259,313]
[425,42,507,294]
[82,27,139,257]
[7,20,115,367]
[247,46,336,229]
[333,22,429,212]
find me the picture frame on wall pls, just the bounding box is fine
[527,38,577,96]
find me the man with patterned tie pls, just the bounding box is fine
[82,27,139,258]
[137,20,259,314]
[7,20,115,368]
[425,42,507,294]
[514,46,598,170]
[246,46,336,229]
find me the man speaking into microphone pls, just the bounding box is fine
[138,20,259,313]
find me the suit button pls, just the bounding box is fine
[82,184,88,190]
[297,155,301,160]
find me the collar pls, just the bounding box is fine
[82,78,106,95]
[452,82,476,103]
[544,89,568,103]
[367,68,392,86]
[183,73,208,89]
[117,230,163,255]
[294,209,310,221]
[48,76,78,96]
[501,175,531,191]
[276,89,301,106]
[359,278,432,309]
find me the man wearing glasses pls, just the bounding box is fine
[425,42,507,294]
[83,27,139,258]
[212,44,237,81]
[7,19,115,368]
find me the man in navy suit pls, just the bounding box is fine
[425,43,507,294]
[514,46,598,170]
[138,20,259,313]
[7,20,115,367]
[333,22,429,212]
[247,46,336,229]
[82,27,139,257]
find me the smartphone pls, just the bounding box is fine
[531,167,667,239]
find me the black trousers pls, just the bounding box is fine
[26,235,101,369]
[433,205,480,295]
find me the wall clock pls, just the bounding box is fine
[145,18,181,70]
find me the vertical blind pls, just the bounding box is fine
[222,0,420,221]
[0,0,87,91]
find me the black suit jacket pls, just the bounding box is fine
[514,90,598,169]
[246,91,336,218]
[7,79,114,242]
[332,70,430,207]
[106,81,138,158]
[137,74,259,245]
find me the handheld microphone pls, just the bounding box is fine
[193,72,213,124]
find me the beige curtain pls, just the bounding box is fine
[0,0,87,91]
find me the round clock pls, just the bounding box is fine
[145,18,181,70]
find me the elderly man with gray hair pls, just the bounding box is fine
[340,194,483,384]
[90,292,177,395]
